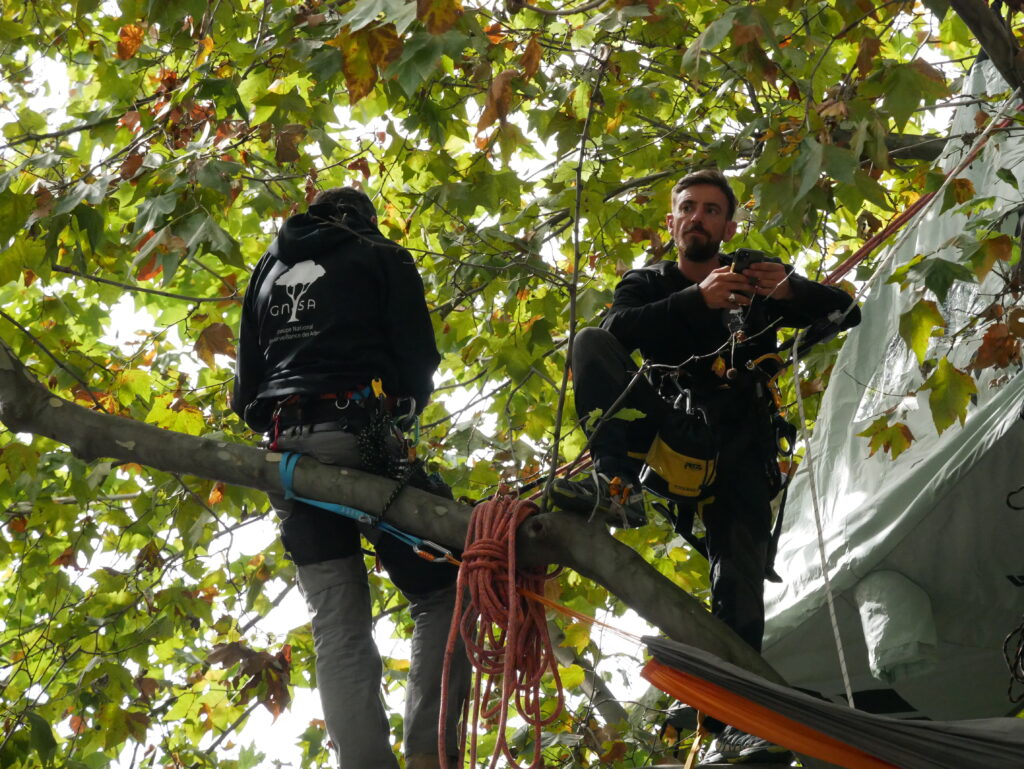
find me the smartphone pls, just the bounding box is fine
[730,248,766,274]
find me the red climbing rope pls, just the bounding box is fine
[439,495,564,769]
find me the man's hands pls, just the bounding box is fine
[698,263,793,309]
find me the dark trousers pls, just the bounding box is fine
[571,326,771,652]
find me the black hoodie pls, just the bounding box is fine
[231,203,441,432]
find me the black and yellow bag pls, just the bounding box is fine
[640,392,719,501]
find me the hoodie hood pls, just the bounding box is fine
[269,203,382,266]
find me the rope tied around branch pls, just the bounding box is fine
[440,495,565,769]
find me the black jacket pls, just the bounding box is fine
[601,256,860,394]
[231,204,441,432]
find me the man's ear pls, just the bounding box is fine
[371,215,378,225]
[665,212,674,230]
[722,220,738,242]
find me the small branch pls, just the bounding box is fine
[543,44,612,504]
[51,266,239,304]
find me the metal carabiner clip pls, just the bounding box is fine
[413,540,460,566]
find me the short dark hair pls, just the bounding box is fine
[312,186,377,222]
[671,169,737,220]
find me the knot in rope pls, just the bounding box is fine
[440,495,564,769]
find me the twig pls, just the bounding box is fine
[51,266,239,303]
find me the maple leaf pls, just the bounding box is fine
[920,358,977,434]
[418,0,463,35]
[196,35,214,66]
[116,24,146,60]
[951,177,975,204]
[898,298,945,364]
[135,254,163,281]
[857,415,915,459]
[193,322,236,368]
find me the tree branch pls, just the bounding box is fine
[0,337,783,685]
[951,0,1024,90]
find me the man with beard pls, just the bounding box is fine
[549,169,859,764]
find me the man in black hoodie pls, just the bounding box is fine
[232,188,468,769]
[549,170,860,765]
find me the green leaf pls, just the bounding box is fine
[0,190,35,243]
[920,358,976,434]
[914,257,975,302]
[898,299,945,363]
[795,137,823,201]
[25,711,57,764]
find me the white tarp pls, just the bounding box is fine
[763,60,1024,720]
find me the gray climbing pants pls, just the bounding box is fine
[271,427,471,768]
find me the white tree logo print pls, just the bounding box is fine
[274,260,326,322]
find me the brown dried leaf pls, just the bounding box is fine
[971,322,1021,370]
[119,152,145,180]
[116,24,146,60]
[193,322,236,367]
[208,641,251,668]
[1008,307,1024,338]
[951,177,975,204]
[275,124,306,164]
[856,36,881,78]
[520,35,542,78]
[347,157,371,179]
[477,69,518,134]
[732,21,762,46]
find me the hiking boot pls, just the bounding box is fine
[698,725,793,765]
[548,472,647,528]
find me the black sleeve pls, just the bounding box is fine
[230,278,270,431]
[384,248,441,412]
[766,272,861,330]
[601,269,710,352]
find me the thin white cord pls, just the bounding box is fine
[792,337,855,707]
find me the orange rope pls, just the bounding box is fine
[439,496,564,769]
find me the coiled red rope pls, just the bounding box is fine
[439,495,564,769]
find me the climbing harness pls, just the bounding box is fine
[439,496,564,769]
[276,450,457,565]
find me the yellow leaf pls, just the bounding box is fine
[338,30,378,104]
[557,663,585,690]
[418,0,462,35]
[196,36,214,66]
[561,622,591,654]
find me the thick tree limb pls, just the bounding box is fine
[952,0,1024,90]
[0,339,783,685]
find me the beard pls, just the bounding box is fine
[681,233,721,263]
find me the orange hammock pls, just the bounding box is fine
[641,636,1024,769]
